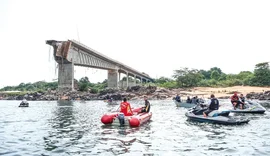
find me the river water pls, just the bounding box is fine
[0,99,270,156]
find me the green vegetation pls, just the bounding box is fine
[0,77,107,94]
[1,62,270,92]
[154,62,270,88]
[77,77,107,93]
[0,81,57,92]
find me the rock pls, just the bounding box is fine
[2,85,269,101]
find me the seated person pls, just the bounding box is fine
[141,96,151,113]
[231,92,244,109]
[175,94,181,102]
[120,98,133,116]
[191,97,198,104]
[186,96,192,103]
[203,94,219,117]
[239,94,245,103]
[239,93,246,108]
[108,98,113,102]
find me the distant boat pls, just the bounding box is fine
[174,100,196,108]
[19,99,29,107]
[105,99,118,105]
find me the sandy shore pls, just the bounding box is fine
[178,86,270,98]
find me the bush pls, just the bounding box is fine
[90,88,98,94]
[78,83,88,91]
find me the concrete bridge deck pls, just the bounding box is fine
[46,39,152,90]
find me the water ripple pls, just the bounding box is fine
[0,100,270,155]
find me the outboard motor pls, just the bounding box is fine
[118,113,125,126]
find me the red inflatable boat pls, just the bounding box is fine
[101,107,152,127]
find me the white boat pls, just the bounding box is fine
[186,105,249,125]
[174,100,196,108]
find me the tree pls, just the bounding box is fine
[79,77,90,83]
[154,77,172,84]
[218,73,227,81]
[173,67,203,87]
[211,70,221,80]
[237,71,253,80]
[209,67,222,74]
[199,69,211,79]
[252,62,270,86]
[78,83,88,91]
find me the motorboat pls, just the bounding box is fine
[229,100,266,114]
[185,104,250,125]
[101,107,152,127]
[19,99,29,107]
[174,100,196,108]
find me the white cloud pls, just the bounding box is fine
[0,0,270,88]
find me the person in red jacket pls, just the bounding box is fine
[231,92,244,109]
[120,98,133,116]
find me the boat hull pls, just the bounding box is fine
[185,105,249,125]
[185,112,249,125]
[174,101,196,108]
[19,103,29,107]
[229,101,266,114]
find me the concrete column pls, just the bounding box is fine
[126,72,129,88]
[58,63,74,91]
[108,70,118,88]
[134,75,137,85]
[141,77,142,84]
[118,72,121,88]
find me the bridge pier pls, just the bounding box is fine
[58,63,74,91]
[108,70,118,88]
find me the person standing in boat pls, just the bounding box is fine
[203,94,219,117]
[141,96,151,113]
[175,94,181,102]
[120,98,133,116]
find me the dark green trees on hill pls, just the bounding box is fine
[0,81,58,92]
[155,62,270,88]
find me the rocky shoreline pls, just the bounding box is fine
[1,85,270,101]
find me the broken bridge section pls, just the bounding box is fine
[46,39,153,91]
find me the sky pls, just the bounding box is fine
[0,0,270,88]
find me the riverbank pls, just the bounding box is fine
[1,85,270,101]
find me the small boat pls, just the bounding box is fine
[185,105,250,125]
[101,107,152,127]
[104,99,118,105]
[19,99,29,107]
[229,100,266,114]
[174,100,196,108]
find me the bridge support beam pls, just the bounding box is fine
[108,70,118,88]
[126,72,129,88]
[58,63,74,91]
